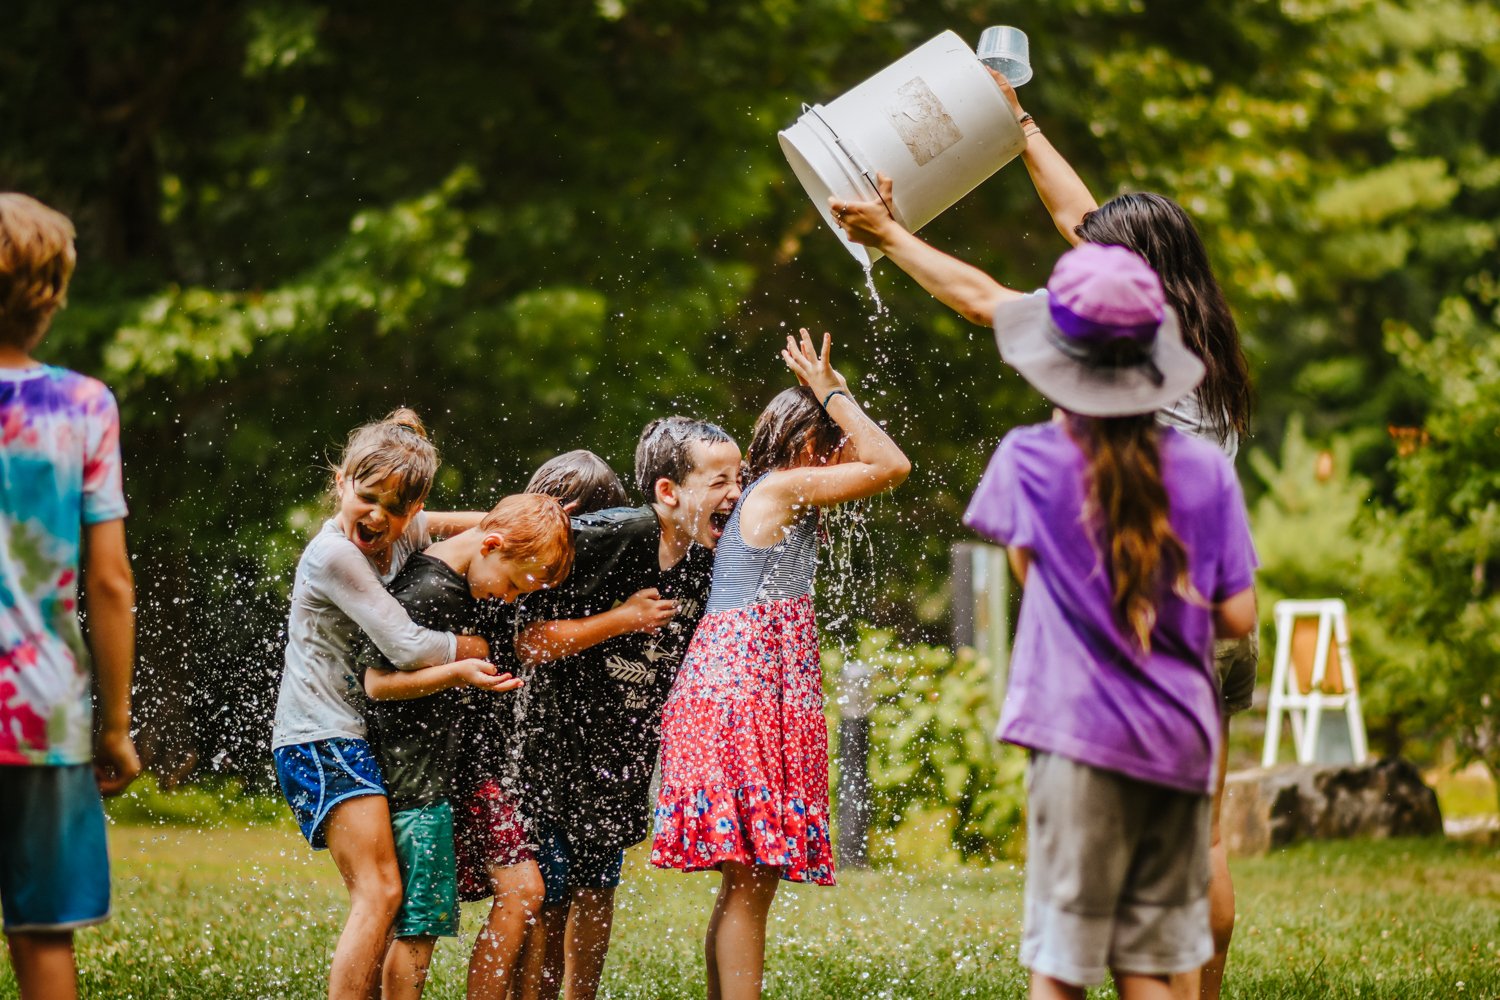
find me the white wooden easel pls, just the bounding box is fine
[1262,599,1369,766]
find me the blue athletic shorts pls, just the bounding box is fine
[534,819,624,907]
[0,764,112,933]
[273,738,386,849]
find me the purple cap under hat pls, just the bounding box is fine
[993,244,1205,417]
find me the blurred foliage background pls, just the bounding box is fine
[2,0,1498,805]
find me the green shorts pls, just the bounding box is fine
[392,800,460,938]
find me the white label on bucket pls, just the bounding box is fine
[884,77,963,167]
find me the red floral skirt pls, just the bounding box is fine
[650,594,834,885]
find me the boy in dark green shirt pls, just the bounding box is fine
[362,494,573,999]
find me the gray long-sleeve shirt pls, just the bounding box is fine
[271,514,458,749]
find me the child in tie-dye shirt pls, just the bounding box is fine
[0,193,139,1000]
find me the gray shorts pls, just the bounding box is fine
[1022,752,1212,987]
[1215,631,1259,716]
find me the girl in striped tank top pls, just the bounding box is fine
[651,329,910,999]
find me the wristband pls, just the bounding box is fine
[1017,112,1034,127]
[821,389,852,410]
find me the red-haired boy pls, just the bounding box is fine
[360,493,574,999]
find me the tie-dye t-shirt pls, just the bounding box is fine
[0,365,129,766]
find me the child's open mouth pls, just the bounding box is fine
[354,522,382,547]
[709,510,730,539]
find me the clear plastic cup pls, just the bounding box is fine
[977,26,1032,87]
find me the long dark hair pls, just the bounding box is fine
[745,387,844,481]
[1076,193,1252,444]
[1067,413,1198,651]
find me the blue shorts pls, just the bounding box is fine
[0,764,111,933]
[273,738,386,849]
[534,820,624,907]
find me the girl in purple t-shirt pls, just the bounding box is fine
[963,244,1258,1000]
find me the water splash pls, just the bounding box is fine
[861,262,886,318]
[817,497,880,653]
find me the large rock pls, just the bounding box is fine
[1222,758,1444,856]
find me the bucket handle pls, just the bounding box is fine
[802,104,898,222]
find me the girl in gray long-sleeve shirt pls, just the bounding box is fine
[271,409,488,1000]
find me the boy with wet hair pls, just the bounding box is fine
[525,449,629,515]
[0,193,140,1000]
[361,493,574,1000]
[514,417,741,1000]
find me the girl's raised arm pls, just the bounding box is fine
[759,331,910,511]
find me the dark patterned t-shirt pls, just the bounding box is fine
[516,506,712,849]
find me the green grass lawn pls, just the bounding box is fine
[2,820,1496,999]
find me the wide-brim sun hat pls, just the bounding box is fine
[993,243,1205,417]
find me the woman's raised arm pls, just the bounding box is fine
[833,175,1024,327]
[988,68,1098,245]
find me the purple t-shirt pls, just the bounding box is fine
[965,421,1257,795]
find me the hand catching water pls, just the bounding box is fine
[458,658,524,693]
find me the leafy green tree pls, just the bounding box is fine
[1378,285,1500,809]
[2,0,1497,776]
[826,630,1028,863]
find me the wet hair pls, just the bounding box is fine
[745,386,845,481]
[1066,412,1199,651]
[526,450,629,514]
[480,493,575,590]
[333,408,438,513]
[1075,192,1252,445]
[0,193,78,351]
[634,416,735,501]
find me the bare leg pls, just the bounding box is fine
[7,931,78,1000]
[1172,721,1234,1000]
[325,795,404,1000]
[1201,751,1236,999]
[526,902,568,1000]
[468,860,545,1000]
[562,888,615,1000]
[706,862,781,1000]
[1028,972,1085,1000]
[382,936,437,1000]
[703,877,733,1000]
[1117,972,1174,1000]
[507,909,547,1000]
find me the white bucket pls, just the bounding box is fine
[778,30,1026,266]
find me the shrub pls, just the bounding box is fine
[825,629,1027,864]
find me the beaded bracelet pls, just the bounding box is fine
[822,389,852,410]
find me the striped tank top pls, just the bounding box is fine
[704,474,819,613]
